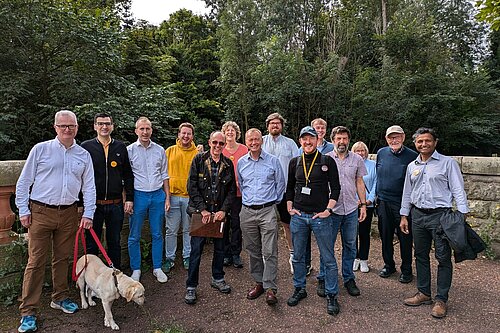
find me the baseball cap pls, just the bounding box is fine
[385,125,404,137]
[299,126,318,138]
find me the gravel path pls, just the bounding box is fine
[1,232,499,333]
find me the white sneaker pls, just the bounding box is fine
[360,260,369,273]
[353,258,360,271]
[130,270,141,281]
[153,268,168,283]
[289,253,294,274]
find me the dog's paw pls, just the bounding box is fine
[89,299,96,307]
[104,318,120,330]
[82,302,89,309]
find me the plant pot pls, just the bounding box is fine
[0,185,16,244]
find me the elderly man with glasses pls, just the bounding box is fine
[184,131,236,305]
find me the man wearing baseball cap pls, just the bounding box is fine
[286,126,341,315]
[376,125,418,283]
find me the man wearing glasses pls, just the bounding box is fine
[184,131,236,305]
[15,110,96,333]
[376,125,418,283]
[262,113,300,274]
[81,113,134,270]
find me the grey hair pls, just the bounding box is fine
[54,110,77,124]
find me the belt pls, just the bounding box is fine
[96,198,123,205]
[413,206,449,214]
[31,200,76,210]
[244,202,275,210]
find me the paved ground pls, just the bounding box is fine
[1,232,499,333]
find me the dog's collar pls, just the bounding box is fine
[112,269,121,288]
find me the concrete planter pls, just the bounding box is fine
[0,185,16,244]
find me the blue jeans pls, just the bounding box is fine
[165,195,191,261]
[128,189,165,270]
[86,202,124,269]
[290,213,339,296]
[318,210,358,284]
[186,236,225,288]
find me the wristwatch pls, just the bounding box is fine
[327,208,334,215]
[359,203,367,206]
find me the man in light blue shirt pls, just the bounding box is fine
[400,127,469,319]
[262,112,300,273]
[238,128,285,305]
[127,117,170,283]
[15,110,96,333]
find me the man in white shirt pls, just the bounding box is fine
[262,113,300,273]
[127,117,170,283]
[15,110,96,333]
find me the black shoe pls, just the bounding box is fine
[287,287,307,306]
[317,279,326,298]
[232,255,243,268]
[327,294,340,315]
[184,288,197,305]
[223,257,233,267]
[399,273,413,284]
[379,267,396,278]
[345,279,360,296]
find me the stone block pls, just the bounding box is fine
[462,157,500,175]
[464,182,500,201]
[491,203,500,220]
[468,200,492,219]
[0,161,25,187]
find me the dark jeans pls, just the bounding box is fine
[377,200,413,275]
[224,197,243,258]
[356,207,374,260]
[186,236,225,288]
[86,203,124,270]
[412,207,452,302]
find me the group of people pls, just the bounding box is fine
[14,109,470,333]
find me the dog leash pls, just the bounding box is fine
[72,225,115,281]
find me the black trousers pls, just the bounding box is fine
[411,207,452,302]
[356,207,374,260]
[377,200,413,275]
[224,196,243,257]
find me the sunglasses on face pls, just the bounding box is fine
[211,140,225,146]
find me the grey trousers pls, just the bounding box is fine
[240,205,279,291]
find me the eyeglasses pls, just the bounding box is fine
[211,140,225,146]
[269,121,282,126]
[55,124,77,130]
[96,122,112,127]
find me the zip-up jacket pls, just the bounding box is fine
[187,151,236,214]
[81,138,134,202]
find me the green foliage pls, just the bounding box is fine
[0,0,499,159]
[476,0,500,30]
[0,239,28,306]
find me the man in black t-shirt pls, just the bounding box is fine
[286,126,341,315]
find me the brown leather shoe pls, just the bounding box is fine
[404,292,432,306]
[265,288,278,305]
[247,284,265,300]
[431,300,447,318]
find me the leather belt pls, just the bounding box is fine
[413,206,449,214]
[244,202,275,210]
[31,200,76,210]
[96,198,122,205]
